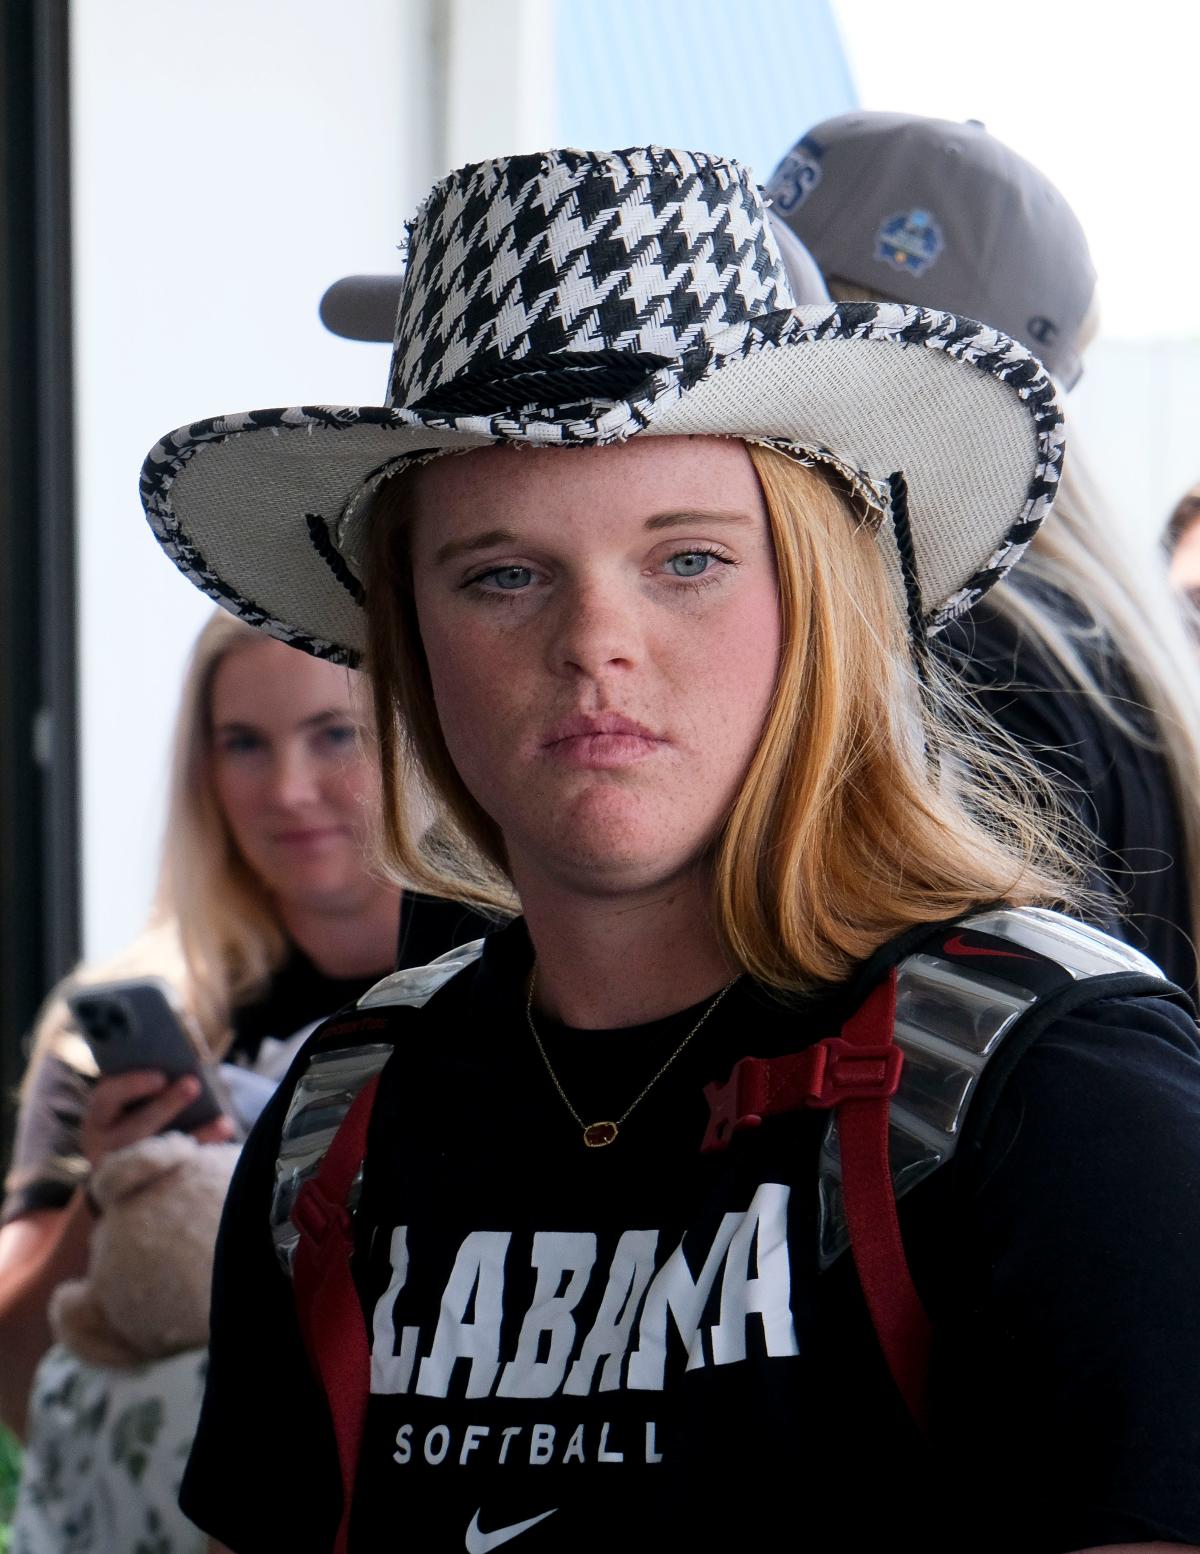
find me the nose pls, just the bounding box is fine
[547,576,641,681]
[267,743,321,810]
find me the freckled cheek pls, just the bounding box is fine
[418,596,516,709]
[734,628,781,713]
[422,625,524,776]
[670,606,780,743]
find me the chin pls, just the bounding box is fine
[517,811,709,897]
[272,868,360,908]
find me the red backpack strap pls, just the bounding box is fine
[832,973,931,1425]
[701,970,930,1426]
[290,1071,381,1554]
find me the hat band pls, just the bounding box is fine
[408,349,673,418]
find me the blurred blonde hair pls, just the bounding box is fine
[363,443,1076,992]
[998,453,1200,984]
[830,277,1200,985]
[20,611,287,1100]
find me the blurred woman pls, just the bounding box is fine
[1,611,485,1549]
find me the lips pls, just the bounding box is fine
[543,712,662,746]
[271,827,346,845]
[542,712,666,770]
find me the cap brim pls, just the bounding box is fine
[319,275,401,343]
[141,302,1063,665]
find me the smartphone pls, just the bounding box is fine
[67,977,224,1134]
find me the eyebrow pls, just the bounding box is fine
[432,510,753,566]
[213,710,352,735]
[433,528,519,566]
[642,509,753,532]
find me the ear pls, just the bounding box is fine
[90,1131,197,1208]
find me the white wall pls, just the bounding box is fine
[442,0,556,169]
[72,0,558,961]
[832,0,1200,342]
[71,0,430,961]
[1070,339,1200,549]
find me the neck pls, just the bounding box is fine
[516,863,736,1029]
[277,883,401,979]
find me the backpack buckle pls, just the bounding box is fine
[700,1035,904,1152]
[802,1036,904,1111]
[701,1055,772,1153]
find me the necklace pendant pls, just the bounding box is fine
[583,1120,619,1149]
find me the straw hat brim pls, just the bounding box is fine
[140,301,1063,665]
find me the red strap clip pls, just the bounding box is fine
[700,1035,903,1152]
[701,1054,778,1153]
[803,1035,904,1111]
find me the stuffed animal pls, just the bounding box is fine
[50,1133,239,1368]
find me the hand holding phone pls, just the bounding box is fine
[68,978,226,1144]
[79,1070,233,1170]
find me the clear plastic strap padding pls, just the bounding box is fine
[816,930,1042,1269]
[962,906,1163,981]
[272,939,485,1275]
[358,938,486,1010]
[271,1043,394,1272]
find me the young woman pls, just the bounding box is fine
[138,149,1200,1552]
[1,611,486,1551]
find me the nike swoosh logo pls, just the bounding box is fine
[942,933,1031,961]
[466,1507,558,1552]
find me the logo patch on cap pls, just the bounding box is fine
[1027,315,1059,347]
[876,209,943,276]
[767,138,823,214]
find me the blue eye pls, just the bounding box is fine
[469,565,534,592]
[491,567,533,590]
[666,551,715,578]
[319,724,358,748]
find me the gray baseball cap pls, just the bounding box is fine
[767,112,1096,388]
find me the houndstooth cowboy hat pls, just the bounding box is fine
[140,146,1064,666]
[317,207,831,343]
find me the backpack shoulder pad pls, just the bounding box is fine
[270,938,486,1272]
[816,905,1166,1267]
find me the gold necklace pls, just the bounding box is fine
[525,967,738,1148]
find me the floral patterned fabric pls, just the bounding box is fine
[11,1345,207,1554]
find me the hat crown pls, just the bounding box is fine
[389,147,794,409]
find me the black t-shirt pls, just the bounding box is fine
[0,894,492,1224]
[939,584,1195,992]
[182,918,1200,1552]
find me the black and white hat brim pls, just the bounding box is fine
[141,300,1063,666]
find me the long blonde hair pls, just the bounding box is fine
[363,443,1076,992]
[827,277,1200,983]
[19,611,287,1099]
[997,452,1200,984]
